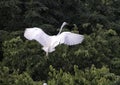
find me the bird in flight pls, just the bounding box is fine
[24,22,84,56]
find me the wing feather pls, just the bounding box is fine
[24,27,51,46]
[58,32,84,45]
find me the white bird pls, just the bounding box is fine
[43,83,47,85]
[24,22,84,56]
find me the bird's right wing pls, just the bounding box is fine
[58,32,84,45]
[24,27,51,47]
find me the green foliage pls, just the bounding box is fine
[1,0,120,32]
[2,36,48,80]
[0,0,120,84]
[0,65,43,85]
[1,28,120,84]
[0,0,23,30]
[47,65,120,85]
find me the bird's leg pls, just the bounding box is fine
[46,52,48,56]
[44,52,49,60]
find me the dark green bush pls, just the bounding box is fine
[1,29,120,84]
[0,0,120,84]
[0,65,43,85]
[47,65,120,85]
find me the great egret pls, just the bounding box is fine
[24,22,84,56]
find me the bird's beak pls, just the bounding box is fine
[64,22,69,25]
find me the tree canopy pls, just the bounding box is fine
[0,0,120,85]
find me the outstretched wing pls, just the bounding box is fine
[24,27,51,46]
[58,32,84,45]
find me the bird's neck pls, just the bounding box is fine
[58,27,62,35]
[57,23,67,35]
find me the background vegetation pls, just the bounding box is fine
[0,0,120,84]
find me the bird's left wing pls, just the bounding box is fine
[24,27,51,47]
[58,32,84,45]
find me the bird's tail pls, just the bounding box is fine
[42,47,55,53]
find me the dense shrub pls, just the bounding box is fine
[1,28,120,84]
[0,0,120,84]
[0,65,43,85]
[47,65,120,85]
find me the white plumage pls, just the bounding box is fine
[43,83,47,85]
[24,22,84,56]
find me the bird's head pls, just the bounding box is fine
[62,22,68,26]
